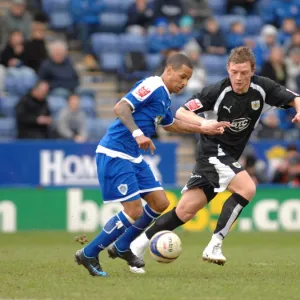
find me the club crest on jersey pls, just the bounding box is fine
[118,184,128,195]
[251,100,260,110]
[185,98,203,111]
[154,116,163,127]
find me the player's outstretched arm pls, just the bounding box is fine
[113,99,156,154]
[163,119,230,135]
[289,96,300,123]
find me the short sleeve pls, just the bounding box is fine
[123,84,153,111]
[182,84,221,114]
[262,77,298,108]
[160,108,174,127]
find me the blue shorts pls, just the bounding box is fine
[96,153,163,203]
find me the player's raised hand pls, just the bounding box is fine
[292,112,300,123]
[200,120,231,135]
[135,135,156,154]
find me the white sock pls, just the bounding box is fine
[210,234,223,245]
[130,232,150,257]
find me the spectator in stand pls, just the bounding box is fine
[56,94,87,142]
[196,17,226,55]
[183,39,206,94]
[15,81,52,139]
[183,0,211,30]
[70,0,103,70]
[0,31,25,67]
[178,15,196,45]
[148,18,170,54]
[167,21,184,49]
[152,0,184,24]
[1,0,32,43]
[126,0,153,32]
[285,47,300,92]
[260,46,287,86]
[262,0,300,28]
[285,29,300,56]
[226,21,246,52]
[256,110,284,140]
[278,17,296,46]
[253,25,279,73]
[23,21,47,72]
[226,0,258,15]
[39,40,79,95]
[272,144,300,187]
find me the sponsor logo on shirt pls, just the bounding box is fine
[185,98,203,111]
[137,86,151,97]
[229,118,251,132]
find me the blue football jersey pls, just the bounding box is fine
[99,76,174,158]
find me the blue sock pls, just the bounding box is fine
[84,211,133,257]
[114,204,161,252]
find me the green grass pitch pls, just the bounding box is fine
[1,231,300,300]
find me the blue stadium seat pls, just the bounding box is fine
[0,95,19,117]
[47,95,67,116]
[5,67,38,96]
[99,13,128,33]
[218,15,245,33]
[80,96,96,118]
[91,33,119,54]
[0,118,16,139]
[146,53,162,71]
[87,118,114,141]
[49,12,72,30]
[76,88,96,100]
[245,16,263,35]
[120,33,147,53]
[170,93,190,115]
[201,54,228,76]
[98,53,122,72]
[206,74,225,85]
[208,0,226,15]
[102,0,129,13]
[42,0,70,13]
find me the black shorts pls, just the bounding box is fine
[183,155,244,202]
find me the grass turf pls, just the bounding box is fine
[1,231,300,300]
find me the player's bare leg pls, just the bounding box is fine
[130,188,207,270]
[203,171,256,265]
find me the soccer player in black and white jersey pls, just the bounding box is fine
[130,46,300,268]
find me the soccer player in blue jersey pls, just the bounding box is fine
[75,53,230,276]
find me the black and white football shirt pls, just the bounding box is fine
[183,75,298,160]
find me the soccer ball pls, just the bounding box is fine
[149,231,182,263]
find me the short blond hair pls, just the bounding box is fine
[228,46,256,71]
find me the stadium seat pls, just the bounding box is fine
[245,16,263,35]
[218,15,245,33]
[76,88,96,100]
[49,12,72,30]
[98,53,122,72]
[0,95,19,117]
[80,96,96,118]
[102,0,127,13]
[0,118,16,139]
[120,33,147,53]
[91,33,119,54]
[146,53,162,71]
[5,67,38,96]
[206,74,225,85]
[47,95,67,116]
[99,13,128,33]
[201,54,228,76]
[87,118,114,141]
[42,0,70,13]
[208,0,226,15]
